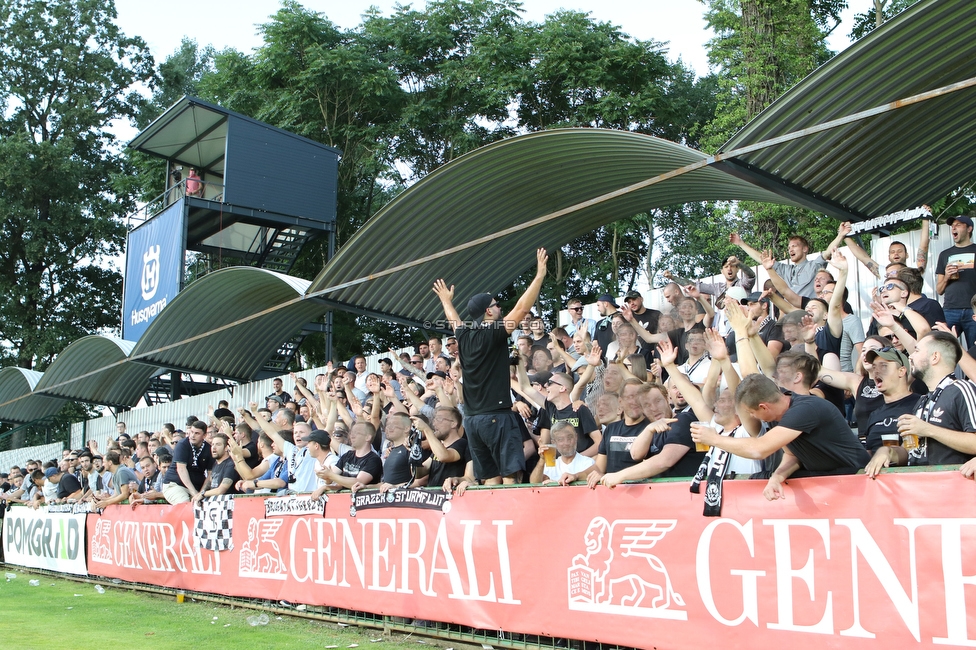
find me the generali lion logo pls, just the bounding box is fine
[140,245,160,300]
[568,517,686,619]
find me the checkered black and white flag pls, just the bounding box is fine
[194,495,235,552]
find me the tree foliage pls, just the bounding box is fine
[0,0,154,369]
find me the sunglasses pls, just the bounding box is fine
[568,307,582,311]
[881,282,906,292]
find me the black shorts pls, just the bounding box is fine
[463,411,526,480]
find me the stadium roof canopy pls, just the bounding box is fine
[716,0,976,221]
[1,0,973,424]
[306,0,976,328]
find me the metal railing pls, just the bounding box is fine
[127,179,225,228]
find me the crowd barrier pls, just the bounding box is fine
[4,470,976,648]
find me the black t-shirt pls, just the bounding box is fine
[537,401,599,453]
[428,438,471,487]
[853,377,885,441]
[936,244,976,309]
[908,296,945,328]
[864,394,922,453]
[336,450,383,485]
[814,381,846,416]
[647,408,704,478]
[382,444,413,485]
[599,418,649,474]
[209,457,239,494]
[243,441,262,469]
[919,380,976,465]
[632,308,661,335]
[56,473,83,500]
[777,394,870,473]
[456,321,514,415]
[815,325,842,359]
[595,315,617,359]
[162,438,214,490]
[666,324,705,366]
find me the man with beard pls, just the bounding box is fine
[862,348,922,476]
[897,331,976,466]
[192,433,238,501]
[411,407,471,489]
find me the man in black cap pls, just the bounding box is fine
[623,290,660,335]
[432,248,548,485]
[594,293,619,358]
[936,214,976,346]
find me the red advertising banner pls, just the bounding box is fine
[87,472,976,648]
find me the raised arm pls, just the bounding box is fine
[432,280,462,330]
[821,224,848,260]
[686,284,714,324]
[730,232,763,264]
[762,249,804,309]
[621,303,667,343]
[840,222,881,278]
[503,249,549,334]
[917,211,930,272]
[825,250,848,339]
[658,338,712,422]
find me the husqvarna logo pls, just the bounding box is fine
[141,245,160,300]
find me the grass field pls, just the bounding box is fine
[0,568,437,649]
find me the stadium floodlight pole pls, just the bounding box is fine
[3,73,975,412]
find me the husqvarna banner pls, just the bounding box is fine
[87,472,976,648]
[3,507,88,575]
[122,201,184,341]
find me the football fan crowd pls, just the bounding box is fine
[3,217,976,511]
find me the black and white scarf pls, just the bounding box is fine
[910,373,956,466]
[690,423,739,517]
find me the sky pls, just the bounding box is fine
[114,0,863,81]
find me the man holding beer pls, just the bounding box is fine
[530,421,595,485]
[860,347,920,477]
[896,331,976,466]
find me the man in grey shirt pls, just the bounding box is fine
[732,229,846,299]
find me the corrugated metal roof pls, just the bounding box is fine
[306,129,795,327]
[32,335,155,407]
[129,267,327,380]
[129,96,341,173]
[0,367,65,424]
[718,0,976,219]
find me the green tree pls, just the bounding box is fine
[0,0,154,370]
[849,0,918,39]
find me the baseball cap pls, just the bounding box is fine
[947,215,974,228]
[725,286,749,304]
[426,370,448,379]
[467,293,494,319]
[624,290,642,301]
[597,293,619,308]
[304,430,331,447]
[746,291,769,303]
[529,371,552,386]
[266,394,285,405]
[865,347,910,368]
[44,468,58,479]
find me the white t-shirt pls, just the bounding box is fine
[543,453,595,482]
